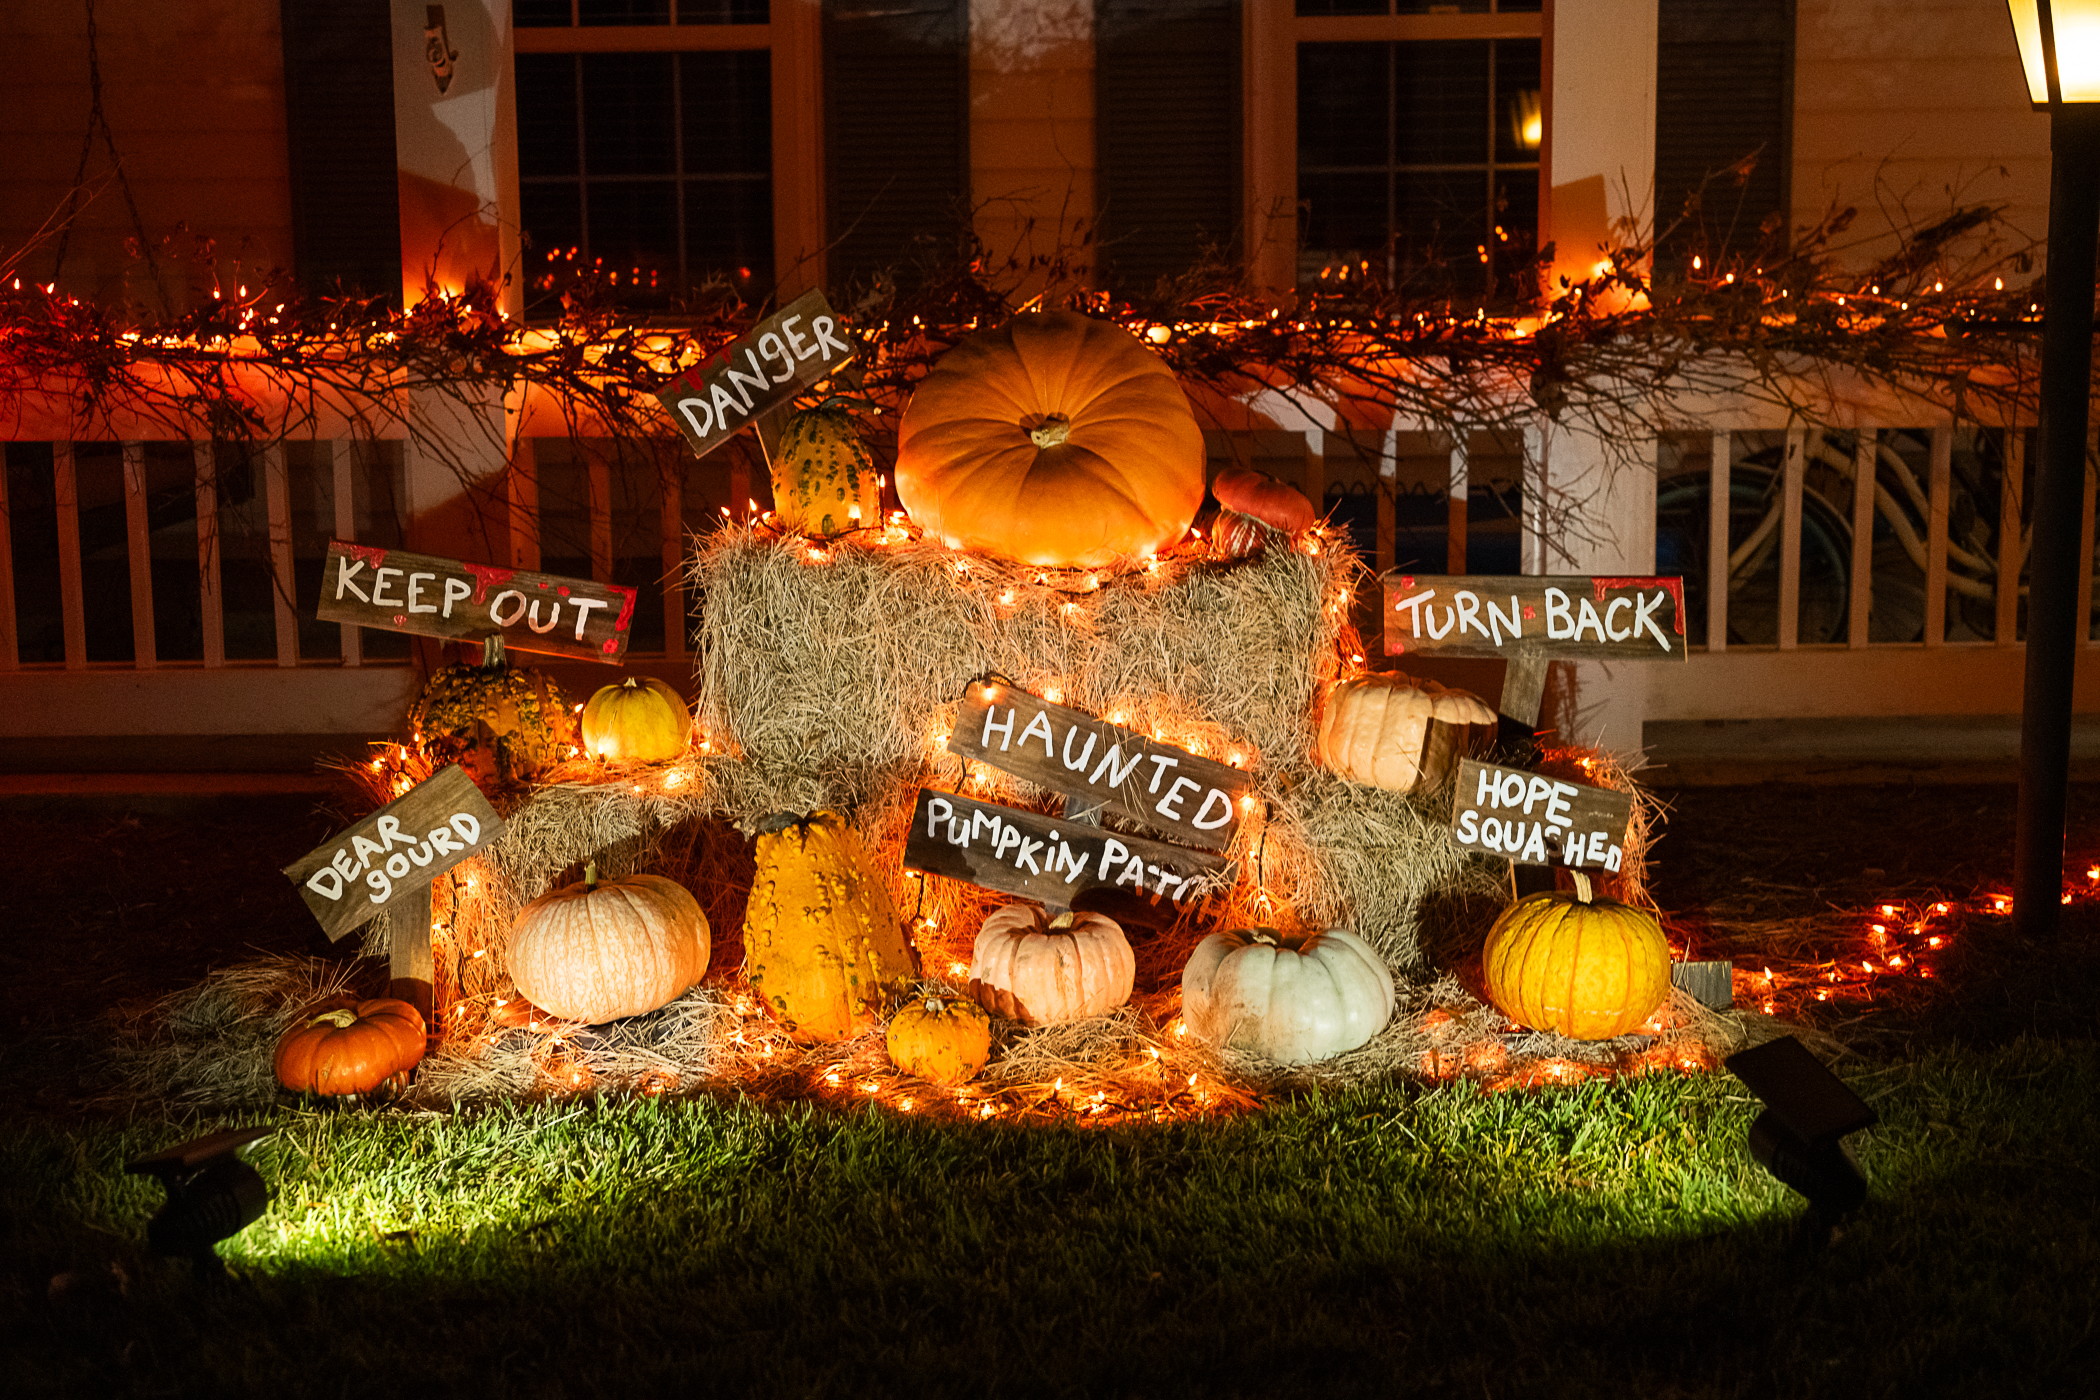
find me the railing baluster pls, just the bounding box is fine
[509,436,541,572]
[0,447,17,671]
[1777,426,1804,650]
[1924,424,1953,647]
[328,438,361,666]
[1850,428,1876,649]
[195,440,225,667]
[1998,429,2026,646]
[1707,430,1729,651]
[265,441,297,667]
[589,445,613,584]
[123,441,157,669]
[54,442,85,669]
[1448,432,1469,574]
[661,454,685,660]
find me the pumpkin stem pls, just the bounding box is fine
[480,634,505,670]
[924,997,944,1013]
[583,859,600,890]
[1029,415,1072,449]
[1571,870,1594,905]
[308,1008,358,1030]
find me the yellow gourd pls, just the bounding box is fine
[743,811,918,1041]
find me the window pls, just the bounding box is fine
[1653,0,1793,275]
[1292,1,1542,301]
[516,2,777,314]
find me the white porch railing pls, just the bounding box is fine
[4,405,2096,746]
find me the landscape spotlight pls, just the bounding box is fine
[125,1125,274,1276]
[1724,1036,1878,1227]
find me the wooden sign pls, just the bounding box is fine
[1383,574,1688,660]
[315,541,638,662]
[1449,757,1633,870]
[902,790,1233,926]
[281,765,504,942]
[653,288,856,461]
[948,682,1254,852]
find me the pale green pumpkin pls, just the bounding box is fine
[772,399,879,538]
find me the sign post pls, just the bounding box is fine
[907,680,1246,925]
[281,764,506,1028]
[1382,573,1688,725]
[653,288,857,465]
[315,542,638,663]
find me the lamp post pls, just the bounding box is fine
[2007,2,2100,939]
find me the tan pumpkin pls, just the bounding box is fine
[1482,871,1671,1040]
[507,862,710,1024]
[274,998,427,1095]
[894,310,1205,569]
[743,811,918,1042]
[886,996,993,1084]
[968,904,1135,1025]
[1316,672,1496,795]
[1180,926,1394,1065]
[581,676,690,763]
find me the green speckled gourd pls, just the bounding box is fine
[743,810,918,1041]
[771,399,879,537]
[408,661,575,794]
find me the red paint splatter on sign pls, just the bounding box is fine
[1591,576,1687,635]
[460,563,514,604]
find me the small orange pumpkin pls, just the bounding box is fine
[274,998,427,1095]
[1210,467,1316,558]
[894,311,1206,569]
[886,996,994,1084]
[1482,872,1671,1040]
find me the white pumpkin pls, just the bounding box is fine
[506,863,710,1023]
[968,904,1135,1025]
[1180,926,1394,1065]
[1316,672,1495,794]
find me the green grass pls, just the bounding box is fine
[6,1040,2098,1398]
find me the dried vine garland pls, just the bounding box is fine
[0,195,2059,473]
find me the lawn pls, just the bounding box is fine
[4,787,2098,1397]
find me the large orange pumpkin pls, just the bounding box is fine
[894,311,1205,568]
[1481,872,1671,1040]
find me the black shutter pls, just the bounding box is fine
[1095,1,1241,295]
[280,1,401,300]
[1654,0,1793,269]
[823,0,970,293]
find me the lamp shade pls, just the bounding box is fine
[2008,0,2100,105]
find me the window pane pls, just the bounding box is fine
[1494,38,1542,165]
[1492,169,1538,296]
[521,182,584,313]
[517,54,579,178]
[1300,171,1387,265]
[143,444,203,663]
[686,177,772,290]
[584,180,681,295]
[1395,1,1488,11]
[283,440,340,663]
[1299,44,1387,169]
[515,1,576,26]
[1394,168,1489,276]
[680,49,771,174]
[677,0,770,20]
[579,0,670,23]
[581,52,676,175]
[72,445,134,664]
[1395,40,1488,166]
[1297,1,1390,13]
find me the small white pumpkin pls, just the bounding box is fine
[968,904,1135,1025]
[1180,926,1394,1065]
[507,862,710,1023]
[1316,672,1495,794]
